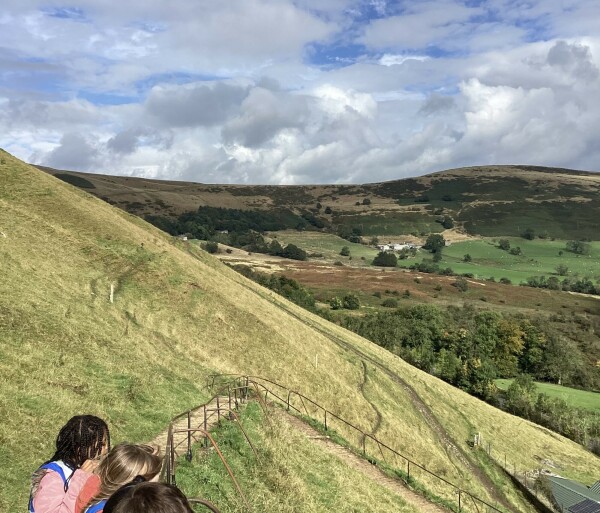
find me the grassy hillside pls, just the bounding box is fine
[2,151,600,512]
[39,164,600,240]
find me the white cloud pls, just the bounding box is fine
[1,1,600,184]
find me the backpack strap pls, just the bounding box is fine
[85,499,107,513]
[29,461,75,512]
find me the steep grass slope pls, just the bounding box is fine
[2,151,599,512]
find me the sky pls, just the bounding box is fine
[1,1,599,184]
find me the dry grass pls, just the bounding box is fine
[2,151,599,513]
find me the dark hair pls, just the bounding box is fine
[104,482,193,513]
[49,415,110,469]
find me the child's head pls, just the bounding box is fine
[93,443,162,502]
[52,415,110,468]
[104,482,193,513]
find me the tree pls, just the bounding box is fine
[329,297,342,310]
[382,298,398,308]
[342,293,360,310]
[566,240,590,255]
[324,206,333,214]
[509,246,522,256]
[506,374,537,417]
[362,198,371,205]
[423,234,445,253]
[522,228,535,240]
[268,239,283,256]
[440,215,454,229]
[282,244,307,261]
[463,254,472,262]
[452,278,469,292]
[202,241,219,254]
[555,264,569,276]
[372,251,398,267]
[498,239,511,251]
[340,246,350,256]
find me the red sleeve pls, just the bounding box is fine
[34,469,93,513]
[75,475,101,513]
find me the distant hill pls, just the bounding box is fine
[37,164,600,240]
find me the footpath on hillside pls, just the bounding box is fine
[277,409,448,513]
[148,387,450,513]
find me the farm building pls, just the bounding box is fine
[376,242,418,252]
[548,476,600,512]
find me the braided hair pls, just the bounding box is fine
[48,415,110,470]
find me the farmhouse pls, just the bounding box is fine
[376,242,418,252]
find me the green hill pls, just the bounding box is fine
[2,150,600,512]
[39,163,600,240]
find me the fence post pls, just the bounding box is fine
[407,461,410,481]
[228,386,232,411]
[217,396,221,423]
[287,391,291,411]
[170,434,176,486]
[458,489,461,512]
[324,410,328,431]
[234,387,238,409]
[186,411,192,462]
[362,436,366,455]
[203,405,208,448]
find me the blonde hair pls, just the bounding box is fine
[86,443,162,509]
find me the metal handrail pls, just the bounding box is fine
[160,378,255,512]
[208,374,511,513]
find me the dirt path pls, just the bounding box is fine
[279,410,449,513]
[358,360,383,444]
[235,282,517,513]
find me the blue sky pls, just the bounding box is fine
[0,0,599,183]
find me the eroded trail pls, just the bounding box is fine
[279,409,449,513]
[241,285,516,513]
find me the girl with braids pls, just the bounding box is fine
[75,443,162,513]
[30,415,110,513]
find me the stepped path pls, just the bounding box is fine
[150,395,232,460]
[278,409,449,513]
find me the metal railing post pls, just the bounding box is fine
[186,411,192,462]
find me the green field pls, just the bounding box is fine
[271,230,379,264]
[400,238,600,284]
[495,380,600,413]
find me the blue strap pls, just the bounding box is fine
[39,462,69,485]
[85,499,107,513]
[29,462,72,512]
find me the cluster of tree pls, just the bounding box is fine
[423,234,445,262]
[504,375,600,454]
[339,304,598,400]
[229,266,316,311]
[337,225,363,243]
[566,240,591,255]
[372,251,398,267]
[146,208,309,260]
[329,294,360,310]
[232,265,600,447]
[524,275,599,295]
